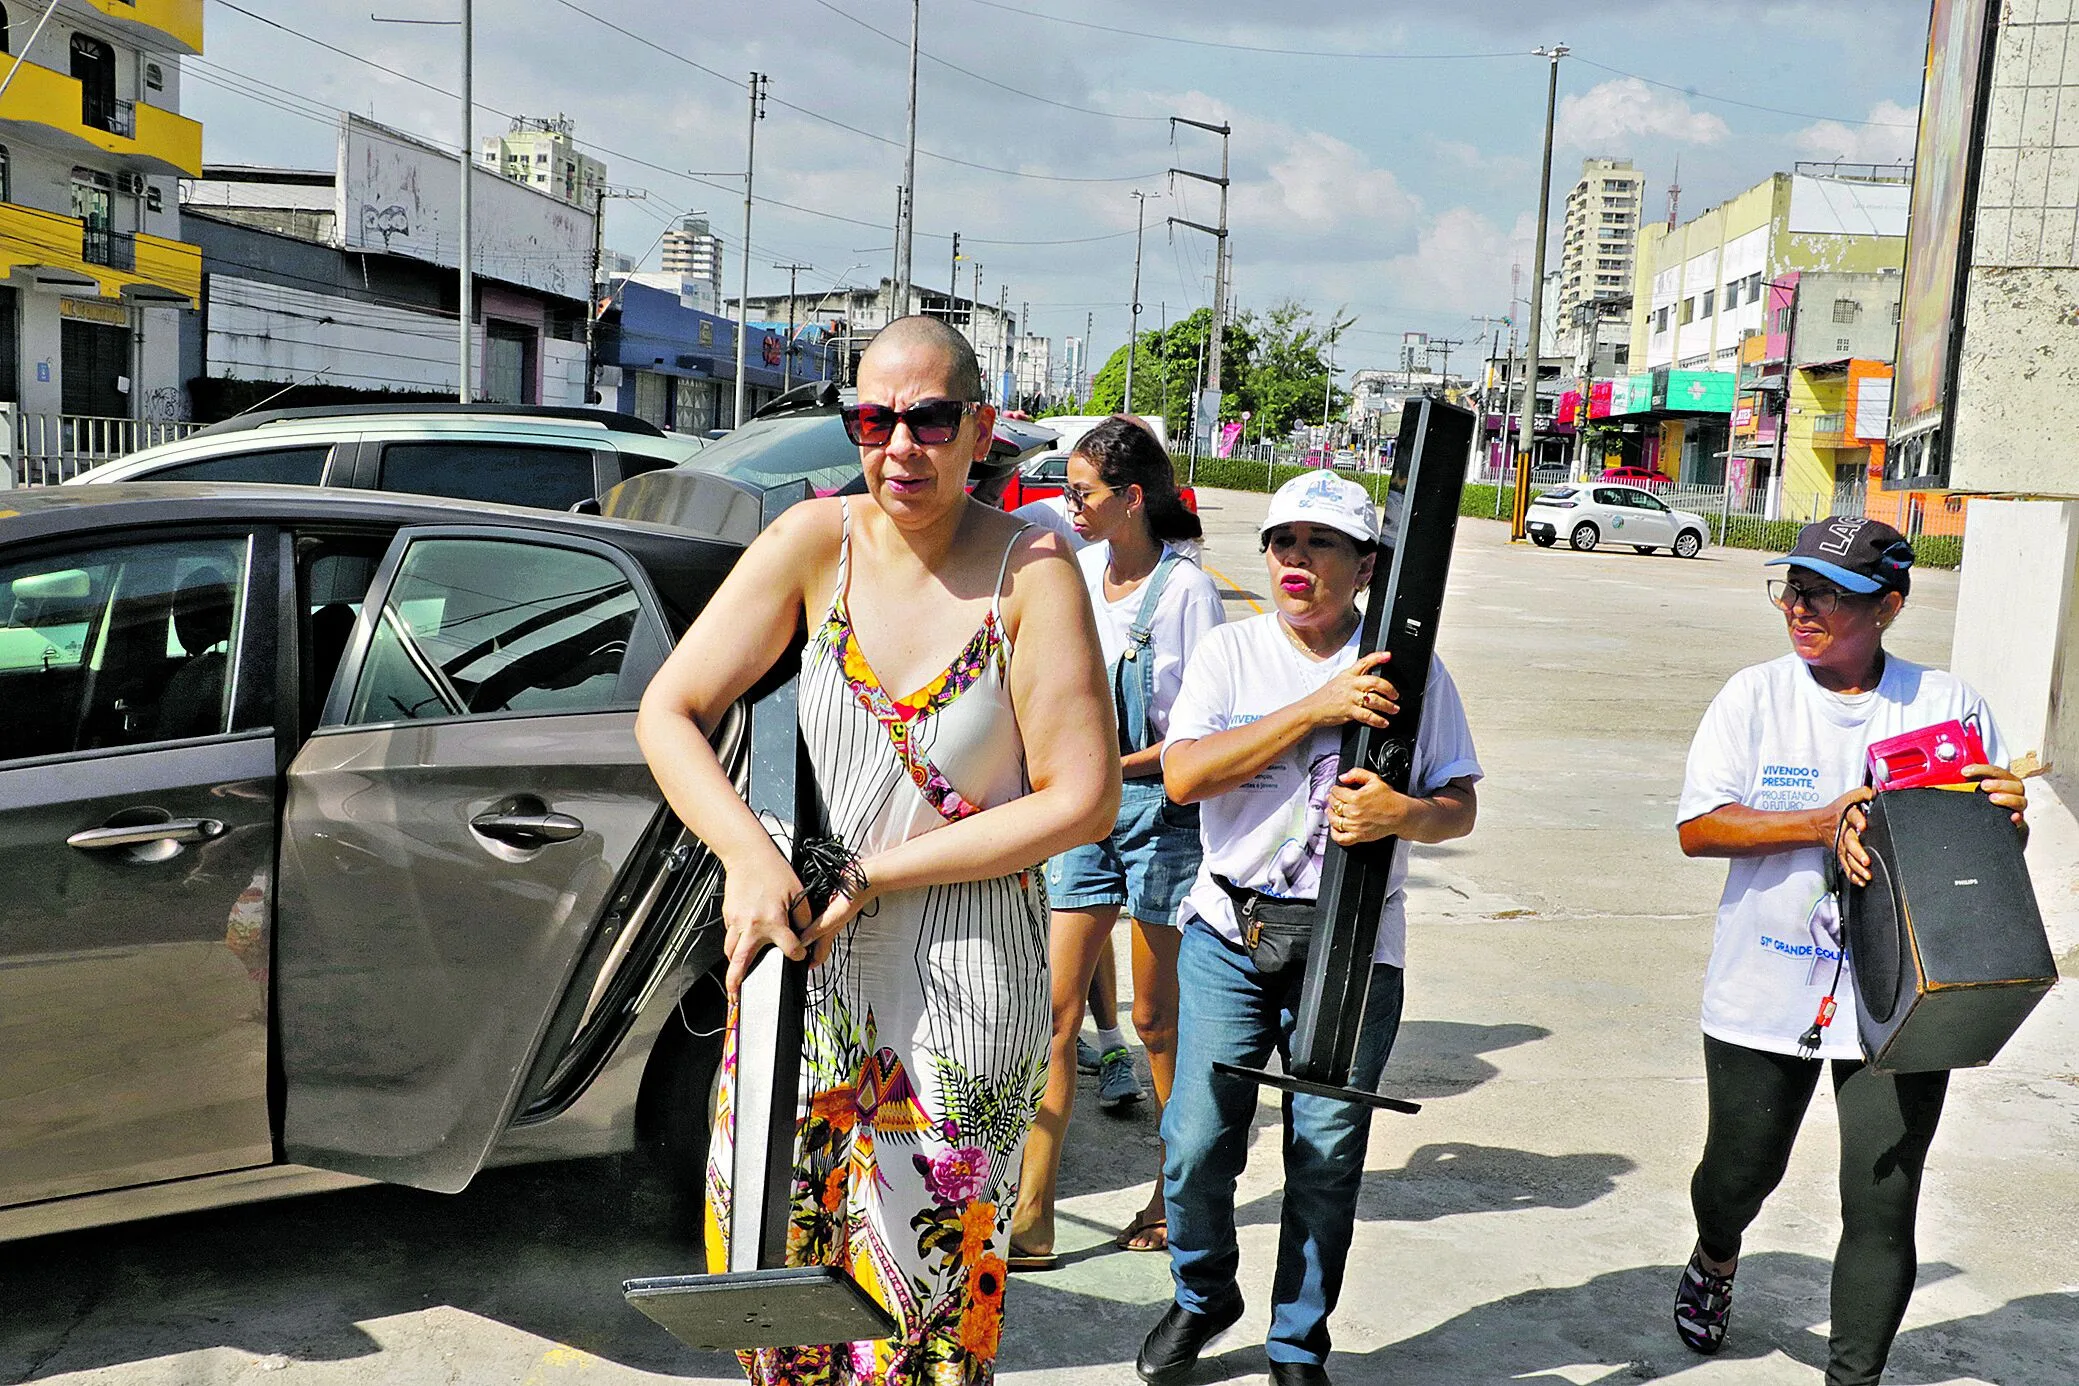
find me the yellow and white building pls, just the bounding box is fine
[0,0,201,427]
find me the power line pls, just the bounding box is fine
[542,0,1161,183]
[954,0,1521,60]
[1570,58,1918,129]
[955,0,1913,129]
[799,0,1166,124]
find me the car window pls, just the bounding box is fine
[346,538,645,725]
[1592,488,1626,506]
[1542,485,1576,500]
[1032,454,1069,482]
[697,414,860,495]
[0,536,255,763]
[1639,493,1669,512]
[152,446,331,486]
[377,442,598,511]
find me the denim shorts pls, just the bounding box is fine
[1045,774,1202,925]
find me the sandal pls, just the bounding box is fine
[1113,1208,1168,1253]
[1007,1240,1058,1273]
[1674,1243,1736,1355]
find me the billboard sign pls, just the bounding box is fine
[338,114,593,300]
[1887,0,2002,485]
[1653,369,1736,413]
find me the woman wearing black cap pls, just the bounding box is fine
[1670,516,2029,1384]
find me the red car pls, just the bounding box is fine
[1599,465,1671,489]
[997,449,1197,514]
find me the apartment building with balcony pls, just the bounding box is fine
[0,0,202,434]
[1555,157,1642,358]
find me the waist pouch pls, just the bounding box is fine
[1215,874,1316,978]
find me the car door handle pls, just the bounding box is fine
[469,811,585,847]
[67,818,226,850]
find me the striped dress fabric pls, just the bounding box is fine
[711,502,1051,1386]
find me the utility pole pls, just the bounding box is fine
[733,72,768,430]
[1514,43,1568,541]
[1125,190,1148,416]
[995,284,1009,405]
[948,233,961,323]
[893,0,920,317]
[773,261,813,391]
[971,260,984,362]
[458,0,473,402]
[1083,311,1094,408]
[1169,117,1231,453]
[1322,325,1338,429]
[1019,297,1030,407]
[584,186,647,404]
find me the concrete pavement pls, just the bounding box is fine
[5,489,2073,1386]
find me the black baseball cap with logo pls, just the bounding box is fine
[1766,515,1914,596]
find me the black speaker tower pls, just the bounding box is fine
[1215,396,1475,1111]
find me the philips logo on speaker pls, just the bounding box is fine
[1954,878,1980,887]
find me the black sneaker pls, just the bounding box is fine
[1673,1244,1735,1355]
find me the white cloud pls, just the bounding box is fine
[1557,77,1731,148]
[1791,100,1919,165]
[1246,130,1421,234]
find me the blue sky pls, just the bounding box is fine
[186,0,1932,376]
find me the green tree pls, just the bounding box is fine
[1233,300,1353,440]
[1078,308,1258,441]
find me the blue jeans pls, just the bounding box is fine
[1161,921,1405,1367]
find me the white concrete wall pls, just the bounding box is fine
[1951,498,2079,769]
[206,275,456,393]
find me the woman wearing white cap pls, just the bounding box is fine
[1134,472,1482,1386]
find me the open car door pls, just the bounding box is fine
[275,522,732,1192]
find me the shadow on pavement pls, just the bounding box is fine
[1382,1020,1550,1102]
[0,1155,734,1380]
[1276,1254,2077,1386]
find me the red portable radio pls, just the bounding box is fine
[1866,720,1987,791]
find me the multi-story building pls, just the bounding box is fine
[1622,166,1909,497]
[478,115,605,209]
[1556,157,1643,356]
[1010,333,1050,408]
[729,279,1019,402]
[0,0,205,454]
[661,216,722,292]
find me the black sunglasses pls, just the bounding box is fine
[840,399,976,447]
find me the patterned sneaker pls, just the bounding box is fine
[1097,1047,1144,1110]
[1076,1036,1103,1074]
[1674,1244,1735,1355]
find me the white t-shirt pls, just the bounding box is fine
[1165,613,1483,967]
[1078,542,1225,742]
[1677,652,2008,1059]
[1010,497,1087,551]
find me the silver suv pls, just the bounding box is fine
[70,404,707,512]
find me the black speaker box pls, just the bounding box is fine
[1843,786,2058,1073]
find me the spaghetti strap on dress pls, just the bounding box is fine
[708,501,1049,1386]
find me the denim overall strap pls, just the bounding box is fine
[1113,550,1181,754]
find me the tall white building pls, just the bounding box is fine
[1557,158,1643,355]
[662,216,723,292]
[479,115,605,209]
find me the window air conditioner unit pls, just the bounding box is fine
[115,171,147,197]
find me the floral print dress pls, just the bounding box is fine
[708,502,1051,1386]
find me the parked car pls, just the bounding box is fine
[0,479,774,1244]
[682,381,1064,508]
[1598,465,1672,490]
[69,405,709,512]
[994,444,1200,514]
[1525,482,1710,557]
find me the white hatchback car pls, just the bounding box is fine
[1525,482,1710,558]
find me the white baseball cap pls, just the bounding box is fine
[1260,471,1379,545]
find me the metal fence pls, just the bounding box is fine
[1,409,202,487]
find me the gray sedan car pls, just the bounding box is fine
[0,477,779,1244]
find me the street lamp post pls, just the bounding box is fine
[733,73,767,429]
[1513,42,1568,541]
[1125,190,1147,415]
